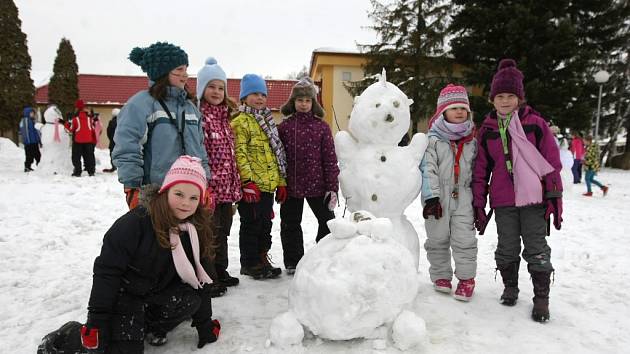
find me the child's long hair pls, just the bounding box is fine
[148,191,215,261]
[149,76,195,101]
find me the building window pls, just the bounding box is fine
[342,72,352,81]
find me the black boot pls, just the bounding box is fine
[217,268,240,287]
[260,251,281,278]
[240,264,271,280]
[497,262,520,306]
[529,266,552,322]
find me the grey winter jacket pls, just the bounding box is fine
[113,86,210,188]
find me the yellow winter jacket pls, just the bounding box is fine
[231,112,286,192]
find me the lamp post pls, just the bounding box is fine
[593,70,610,141]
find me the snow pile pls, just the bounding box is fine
[286,211,419,341]
[391,310,427,351]
[0,137,21,158]
[268,311,304,347]
[335,69,428,267]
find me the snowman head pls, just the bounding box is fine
[43,105,63,123]
[349,69,413,145]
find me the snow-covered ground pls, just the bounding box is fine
[1,137,629,353]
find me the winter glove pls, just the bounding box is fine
[202,186,216,213]
[241,181,261,203]
[544,197,563,231]
[275,186,287,204]
[422,197,443,220]
[80,322,109,353]
[474,207,490,235]
[124,187,140,210]
[324,191,338,211]
[196,319,221,349]
[57,117,66,125]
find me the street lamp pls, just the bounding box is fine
[593,70,610,141]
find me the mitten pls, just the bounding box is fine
[474,207,489,235]
[275,186,287,204]
[324,191,338,211]
[544,198,562,230]
[422,197,442,219]
[124,187,140,209]
[196,319,221,349]
[80,322,109,353]
[242,181,261,203]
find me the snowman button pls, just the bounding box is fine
[371,194,378,201]
[380,155,386,162]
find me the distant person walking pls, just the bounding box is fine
[582,135,609,197]
[103,108,119,173]
[569,131,585,184]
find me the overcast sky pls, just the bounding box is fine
[15,0,379,86]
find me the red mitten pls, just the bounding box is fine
[242,181,261,203]
[275,186,287,204]
[81,324,108,352]
[197,319,221,348]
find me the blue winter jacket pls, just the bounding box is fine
[112,86,210,189]
[19,107,41,145]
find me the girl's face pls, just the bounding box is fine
[493,93,519,116]
[295,97,313,113]
[444,107,468,124]
[244,93,267,110]
[167,183,200,220]
[168,65,189,90]
[203,80,226,106]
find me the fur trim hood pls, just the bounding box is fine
[138,184,161,208]
[280,77,325,118]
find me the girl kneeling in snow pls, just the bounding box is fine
[81,156,220,352]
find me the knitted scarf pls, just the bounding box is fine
[239,104,287,178]
[428,114,474,142]
[169,222,212,289]
[504,110,555,206]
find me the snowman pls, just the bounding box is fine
[37,105,73,175]
[268,212,426,350]
[334,69,428,268]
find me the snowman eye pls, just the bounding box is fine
[393,100,400,108]
[375,103,381,108]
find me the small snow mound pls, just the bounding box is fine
[0,137,20,155]
[269,311,304,347]
[391,310,427,351]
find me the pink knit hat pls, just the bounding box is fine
[429,84,471,127]
[159,155,207,200]
[489,59,524,100]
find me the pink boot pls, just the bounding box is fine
[434,279,452,293]
[454,278,475,301]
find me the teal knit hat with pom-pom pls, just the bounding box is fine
[129,42,189,81]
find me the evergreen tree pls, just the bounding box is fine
[0,0,34,143]
[449,0,627,132]
[48,38,79,117]
[348,0,452,133]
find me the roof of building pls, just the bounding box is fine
[35,74,296,110]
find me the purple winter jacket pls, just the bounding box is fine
[472,106,563,209]
[278,112,339,198]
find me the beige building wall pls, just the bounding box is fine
[331,65,365,134]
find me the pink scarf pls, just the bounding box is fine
[53,119,61,142]
[506,111,554,206]
[169,222,212,289]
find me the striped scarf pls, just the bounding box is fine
[239,104,287,178]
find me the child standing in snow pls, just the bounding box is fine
[80,156,220,352]
[18,106,42,172]
[231,74,288,280]
[278,78,339,274]
[196,57,242,296]
[472,59,562,322]
[59,99,96,177]
[420,84,478,301]
[582,135,609,197]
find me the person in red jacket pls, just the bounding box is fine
[60,99,97,176]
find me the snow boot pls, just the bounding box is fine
[240,264,269,280]
[453,278,475,301]
[529,266,552,322]
[286,266,296,275]
[260,251,281,278]
[209,282,227,298]
[146,331,168,346]
[582,191,593,197]
[217,268,240,287]
[37,321,84,354]
[498,262,520,306]
[602,185,609,196]
[433,279,452,293]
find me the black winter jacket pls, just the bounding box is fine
[106,116,117,151]
[86,206,211,323]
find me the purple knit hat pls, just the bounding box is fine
[489,59,524,100]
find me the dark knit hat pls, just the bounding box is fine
[129,42,189,81]
[280,77,325,118]
[489,59,524,100]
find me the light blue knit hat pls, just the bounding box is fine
[239,74,267,100]
[196,57,227,101]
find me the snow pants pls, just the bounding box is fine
[585,169,604,193]
[24,143,41,169]
[280,195,335,268]
[237,192,274,268]
[71,142,95,175]
[424,193,477,282]
[571,158,583,183]
[494,204,553,272]
[208,202,235,279]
